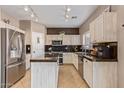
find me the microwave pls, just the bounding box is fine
[52,40,62,46]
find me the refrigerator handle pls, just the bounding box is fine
[7,63,22,68]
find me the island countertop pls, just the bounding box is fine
[30,56,58,62]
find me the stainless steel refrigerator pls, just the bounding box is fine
[0,28,26,88]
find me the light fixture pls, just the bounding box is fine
[67,7,71,12]
[24,6,39,22]
[64,6,71,22]
[35,18,38,22]
[31,13,34,18]
[65,14,69,18]
[24,6,28,11]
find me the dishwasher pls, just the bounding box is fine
[78,56,84,79]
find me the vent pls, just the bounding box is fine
[71,16,77,19]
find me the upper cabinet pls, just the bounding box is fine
[90,12,117,43]
[46,35,81,45]
[0,21,6,28]
[71,35,81,45]
[63,35,72,45]
[46,35,62,45]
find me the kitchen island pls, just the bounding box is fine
[30,56,59,88]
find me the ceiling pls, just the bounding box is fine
[0,5,98,28]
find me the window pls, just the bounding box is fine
[82,31,91,49]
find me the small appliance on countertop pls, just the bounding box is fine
[82,42,118,62]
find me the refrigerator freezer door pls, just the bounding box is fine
[6,62,26,87]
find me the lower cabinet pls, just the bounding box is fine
[83,58,117,88]
[63,53,78,70]
[31,62,59,88]
[93,62,117,88]
[83,58,93,87]
[72,53,78,70]
[63,53,73,64]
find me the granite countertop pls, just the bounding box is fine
[83,55,118,62]
[30,56,58,62]
[75,53,118,62]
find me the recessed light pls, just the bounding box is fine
[31,13,34,17]
[65,14,69,18]
[35,18,38,22]
[24,6,28,11]
[67,8,71,12]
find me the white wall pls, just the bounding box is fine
[0,8,19,28]
[0,29,1,87]
[31,21,46,58]
[116,6,124,88]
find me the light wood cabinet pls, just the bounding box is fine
[72,53,78,70]
[46,35,81,45]
[0,21,6,28]
[90,21,95,43]
[83,58,117,88]
[31,62,59,88]
[93,62,117,88]
[46,35,62,45]
[103,12,117,42]
[63,53,73,64]
[83,58,93,87]
[95,14,104,42]
[63,35,72,45]
[90,12,117,43]
[63,53,78,70]
[72,35,81,45]
[63,35,81,45]
[46,35,52,45]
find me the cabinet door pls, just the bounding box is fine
[46,35,52,45]
[103,12,117,42]
[72,35,81,45]
[63,35,72,45]
[93,62,117,88]
[63,53,73,64]
[96,14,104,42]
[83,58,88,83]
[94,14,104,43]
[90,21,95,43]
[72,53,78,70]
[0,21,6,28]
[83,58,93,87]
[90,12,117,43]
